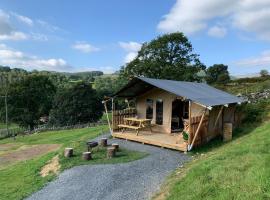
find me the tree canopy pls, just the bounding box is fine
[120,32,205,81]
[7,75,56,129]
[260,69,269,77]
[49,82,103,126]
[206,64,230,84]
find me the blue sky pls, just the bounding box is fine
[0,0,270,76]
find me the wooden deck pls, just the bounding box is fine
[112,130,187,152]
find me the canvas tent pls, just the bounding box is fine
[105,77,245,151]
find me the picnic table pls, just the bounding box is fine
[118,117,152,135]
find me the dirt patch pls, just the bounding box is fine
[40,155,60,177]
[0,144,61,168]
[0,143,19,151]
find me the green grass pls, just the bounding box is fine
[154,122,270,200]
[0,125,147,200]
[0,122,19,130]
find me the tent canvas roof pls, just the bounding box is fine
[113,77,245,107]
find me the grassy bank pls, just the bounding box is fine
[0,125,147,200]
[154,121,270,200]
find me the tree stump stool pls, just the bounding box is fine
[112,143,119,151]
[64,148,73,158]
[107,147,115,159]
[100,138,108,147]
[82,152,92,160]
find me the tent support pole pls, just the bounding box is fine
[103,99,112,135]
[188,108,207,151]
[213,106,224,130]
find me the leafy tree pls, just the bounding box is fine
[49,82,103,126]
[206,64,230,84]
[260,69,269,77]
[8,75,56,129]
[120,32,205,81]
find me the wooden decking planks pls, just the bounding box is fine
[112,131,187,151]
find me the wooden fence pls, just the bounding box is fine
[189,115,209,147]
[112,108,137,131]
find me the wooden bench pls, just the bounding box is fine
[118,124,141,135]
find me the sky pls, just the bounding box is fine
[0,0,270,76]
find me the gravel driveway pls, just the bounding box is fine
[27,135,190,200]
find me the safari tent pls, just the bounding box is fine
[103,77,245,151]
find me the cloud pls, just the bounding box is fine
[0,43,71,71]
[119,41,142,63]
[119,41,142,52]
[72,41,100,53]
[11,12,33,26]
[234,50,270,69]
[157,0,270,40]
[0,10,29,41]
[208,26,227,38]
[0,31,28,40]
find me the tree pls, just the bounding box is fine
[120,32,205,81]
[260,69,269,77]
[49,82,103,126]
[206,64,230,84]
[8,75,56,129]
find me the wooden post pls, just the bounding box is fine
[112,98,114,132]
[64,148,73,158]
[102,99,112,134]
[223,123,232,142]
[82,152,92,160]
[213,106,224,129]
[107,147,115,158]
[188,100,192,145]
[112,143,119,151]
[188,108,207,151]
[100,138,108,147]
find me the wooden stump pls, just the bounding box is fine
[223,123,232,142]
[100,138,108,147]
[112,143,119,151]
[107,147,115,159]
[64,148,73,158]
[82,152,92,160]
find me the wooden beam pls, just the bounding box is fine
[213,106,224,129]
[188,108,207,151]
[103,100,112,134]
[188,100,192,145]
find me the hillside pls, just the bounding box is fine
[154,100,270,200]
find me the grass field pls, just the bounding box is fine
[0,125,147,200]
[0,122,19,130]
[154,121,270,200]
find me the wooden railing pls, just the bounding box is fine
[112,108,137,131]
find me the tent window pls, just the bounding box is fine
[146,99,153,119]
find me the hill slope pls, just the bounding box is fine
[154,121,270,200]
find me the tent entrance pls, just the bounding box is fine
[171,99,189,133]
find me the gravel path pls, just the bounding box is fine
[27,135,190,200]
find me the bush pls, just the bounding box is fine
[237,100,270,123]
[182,131,189,141]
[49,82,103,126]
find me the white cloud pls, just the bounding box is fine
[124,52,138,63]
[11,12,33,26]
[0,31,28,41]
[119,41,142,52]
[119,41,142,63]
[0,43,71,71]
[234,50,270,68]
[208,26,227,38]
[72,41,100,53]
[157,0,270,40]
